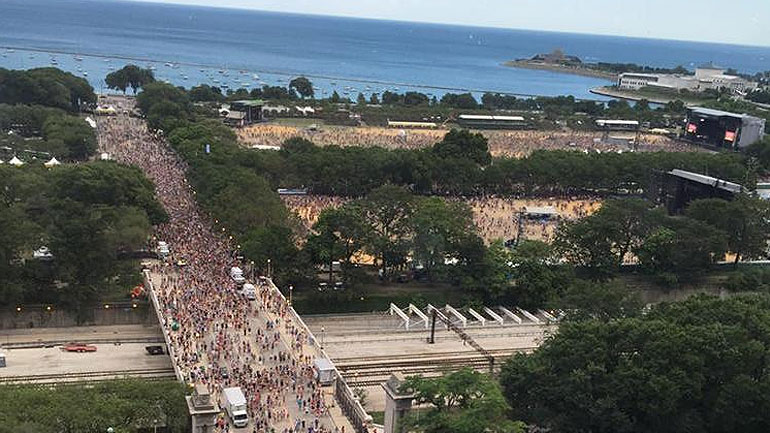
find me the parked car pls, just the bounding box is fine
[63,343,97,353]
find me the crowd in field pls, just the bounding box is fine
[98,96,346,433]
[236,124,699,157]
[281,195,602,245]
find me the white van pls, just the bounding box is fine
[230,267,245,285]
[222,387,249,428]
[242,283,257,301]
[157,241,170,258]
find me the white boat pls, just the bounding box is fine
[74,56,83,61]
[83,72,88,76]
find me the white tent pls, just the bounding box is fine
[84,116,97,128]
[44,157,61,168]
[0,159,4,164]
[9,156,23,166]
[100,152,112,161]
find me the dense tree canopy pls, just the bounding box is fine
[0,162,165,310]
[0,380,189,433]
[289,76,314,99]
[105,64,155,94]
[501,295,770,433]
[0,67,95,111]
[401,369,525,433]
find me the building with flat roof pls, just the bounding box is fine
[456,114,528,130]
[683,107,765,149]
[617,64,756,95]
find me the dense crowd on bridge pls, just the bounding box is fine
[236,124,698,157]
[97,96,347,433]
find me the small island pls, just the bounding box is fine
[504,49,690,81]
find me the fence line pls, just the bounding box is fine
[266,278,373,433]
[144,270,184,383]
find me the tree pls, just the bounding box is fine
[687,196,770,264]
[400,369,525,433]
[105,64,155,94]
[440,93,478,109]
[289,76,314,99]
[410,198,476,278]
[506,240,573,309]
[555,199,658,279]
[189,84,224,102]
[635,216,727,285]
[554,280,641,322]
[501,295,770,433]
[306,205,366,283]
[0,67,95,111]
[42,115,97,160]
[356,92,367,106]
[433,129,491,166]
[357,185,414,276]
[369,93,380,105]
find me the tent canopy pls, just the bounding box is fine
[9,156,23,166]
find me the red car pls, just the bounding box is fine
[63,343,97,353]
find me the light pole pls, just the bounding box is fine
[289,285,293,306]
[321,326,325,348]
[267,258,271,279]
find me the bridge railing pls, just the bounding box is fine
[144,270,184,383]
[265,278,372,433]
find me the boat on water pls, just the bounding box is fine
[83,71,88,76]
[74,56,83,61]
[252,74,259,80]
[165,62,173,67]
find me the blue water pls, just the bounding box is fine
[1,0,769,99]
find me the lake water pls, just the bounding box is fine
[1,0,769,99]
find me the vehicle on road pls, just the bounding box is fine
[242,283,257,300]
[230,267,245,285]
[145,345,164,355]
[157,241,170,259]
[223,387,249,428]
[63,343,97,353]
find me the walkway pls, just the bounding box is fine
[97,95,353,433]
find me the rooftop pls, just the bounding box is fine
[668,169,743,194]
[231,99,265,107]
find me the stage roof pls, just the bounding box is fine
[668,169,743,194]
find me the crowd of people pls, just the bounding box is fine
[281,195,602,245]
[97,96,348,433]
[236,123,700,157]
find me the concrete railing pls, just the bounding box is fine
[265,278,372,433]
[144,270,184,383]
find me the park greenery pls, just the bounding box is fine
[501,294,770,433]
[0,67,96,112]
[0,67,100,162]
[105,64,156,94]
[0,162,166,315]
[400,368,526,433]
[0,104,97,161]
[0,380,189,433]
[133,80,769,306]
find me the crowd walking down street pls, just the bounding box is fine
[96,95,349,433]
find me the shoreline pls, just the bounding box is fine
[503,60,616,81]
[589,86,710,106]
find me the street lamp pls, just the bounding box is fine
[321,326,325,348]
[267,258,271,279]
[289,285,293,306]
